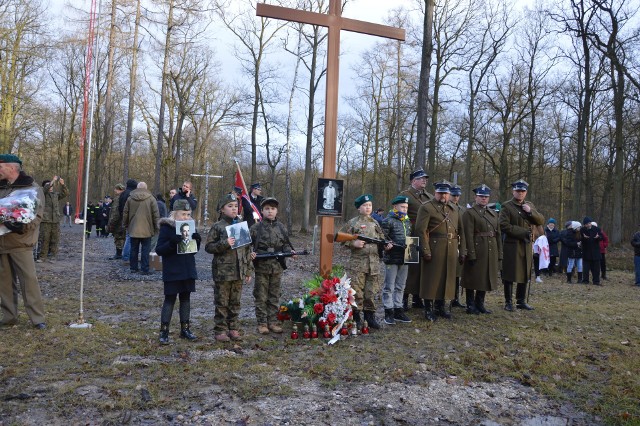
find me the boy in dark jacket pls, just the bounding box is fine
[155,199,201,344]
[205,194,254,342]
[580,217,603,285]
[381,195,412,325]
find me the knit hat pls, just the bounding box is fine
[125,179,138,189]
[548,218,556,224]
[583,216,593,225]
[571,221,582,230]
[173,199,191,211]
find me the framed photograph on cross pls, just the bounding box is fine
[316,178,343,217]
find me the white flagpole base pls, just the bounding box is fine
[69,322,92,329]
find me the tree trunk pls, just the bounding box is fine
[416,0,434,171]
[123,0,141,182]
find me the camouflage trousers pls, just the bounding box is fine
[347,269,380,312]
[38,222,60,259]
[112,226,125,250]
[214,279,243,333]
[253,271,282,325]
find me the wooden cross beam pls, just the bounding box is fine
[257,0,405,278]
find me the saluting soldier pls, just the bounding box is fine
[415,181,466,321]
[461,185,502,314]
[400,169,434,310]
[449,184,466,309]
[499,179,544,311]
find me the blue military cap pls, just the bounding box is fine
[409,169,428,181]
[390,195,409,205]
[473,184,491,196]
[250,182,262,190]
[355,194,373,208]
[511,179,528,191]
[434,180,452,193]
[450,185,462,196]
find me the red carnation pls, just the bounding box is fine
[332,277,340,284]
[313,303,324,314]
[321,279,333,291]
[321,292,338,304]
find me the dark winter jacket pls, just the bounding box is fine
[155,217,199,282]
[156,197,168,219]
[118,179,138,217]
[580,225,603,261]
[631,231,640,257]
[170,187,197,211]
[545,226,561,257]
[0,172,44,253]
[381,212,410,264]
[560,229,582,258]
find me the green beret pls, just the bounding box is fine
[0,153,22,165]
[172,199,191,211]
[354,194,373,209]
[260,197,279,208]
[391,195,409,205]
[217,193,238,210]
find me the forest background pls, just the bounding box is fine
[2,0,640,245]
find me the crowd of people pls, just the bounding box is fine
[1,153,639,339]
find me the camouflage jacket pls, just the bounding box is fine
[250,218,292,274]
[41,181,69,223]
[205,215,254,281]
[340,214,385,275]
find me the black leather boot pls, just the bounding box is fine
[434,300,452,319]
[352,309,362,329]
[180,321,197,340]
[566,272,572,283]
[466,290,479,314]
[503,281,514,311]
[578,272,585,283]
[159,323,170,345]
[424,300,437,322]
[394,308,411,323]
[363,311,381,329]
[516,283,534,310]
[412,295,424,309]
[109,248,122,260]
[383,309,396,325]
[402,294,409,311]
[475,291,492,314]
[451,280,466,308]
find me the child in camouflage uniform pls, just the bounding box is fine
[249,197,295,335]
[340,194,391,330]
[205,193,254,342]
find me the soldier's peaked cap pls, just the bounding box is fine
[511,179,528,190]
[409,169,428,181]
[473,184,491,196]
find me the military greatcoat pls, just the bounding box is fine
[499,198,544,283]
[415,199,466,300]
[454,203,465,279]
[461,204,502,291]
[399,186,433,295]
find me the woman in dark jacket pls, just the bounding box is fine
[155,199,201,344]
[560,221,583,283]
[380,196,412,325]
[545,218,561,276]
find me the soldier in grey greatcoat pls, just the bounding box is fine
[499,179,544,311]
[415,181,466,321]
[461,185,502,314]
[205,193,254,342]
[399,169,433,310]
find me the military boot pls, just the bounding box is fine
[412,295,424,309]
[180,322,197,340]
[515,283,534,310]
[578,272,584,283]
[466,290,480,315]
[383,309,396,325]
[503,281,514,311]
[424,300,437,322]
[394,308,411,323]
[159,323,170,345]
[402,294,409,311]
[352,309,362,329]
[363,311,381,329]
[109,248,122,260]
[566,272,572,283]
[475,291,492,314]
[434,300,452,319]
[451,281,466,308]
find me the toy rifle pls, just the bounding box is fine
[332,232,406,249]
[253,249,309,270]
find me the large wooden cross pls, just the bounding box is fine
[257,0,405,278]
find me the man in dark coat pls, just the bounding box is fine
[399,168,433,310]
[170,180,198,211]
[241,182,264,228]
[499,179,544,311]
[545,218,561,276]
[580,217,603,285]
[462,184,502,314]
[415,181,466,321]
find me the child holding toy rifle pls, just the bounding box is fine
[249,197,297,335]
[337,194,393,330]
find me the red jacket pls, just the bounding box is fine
[599,230,609,254]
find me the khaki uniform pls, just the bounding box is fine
[340,215,385,312]
[461,204,502,291]
[0,173,46,325]
[400,186,434,295]
[415,200,466,300]
[250,218,291,325]
[38,181,68,260]
[205,216,254,333]
[499,199,544,283]
[454,203,465,279]
[108,195,125,250]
